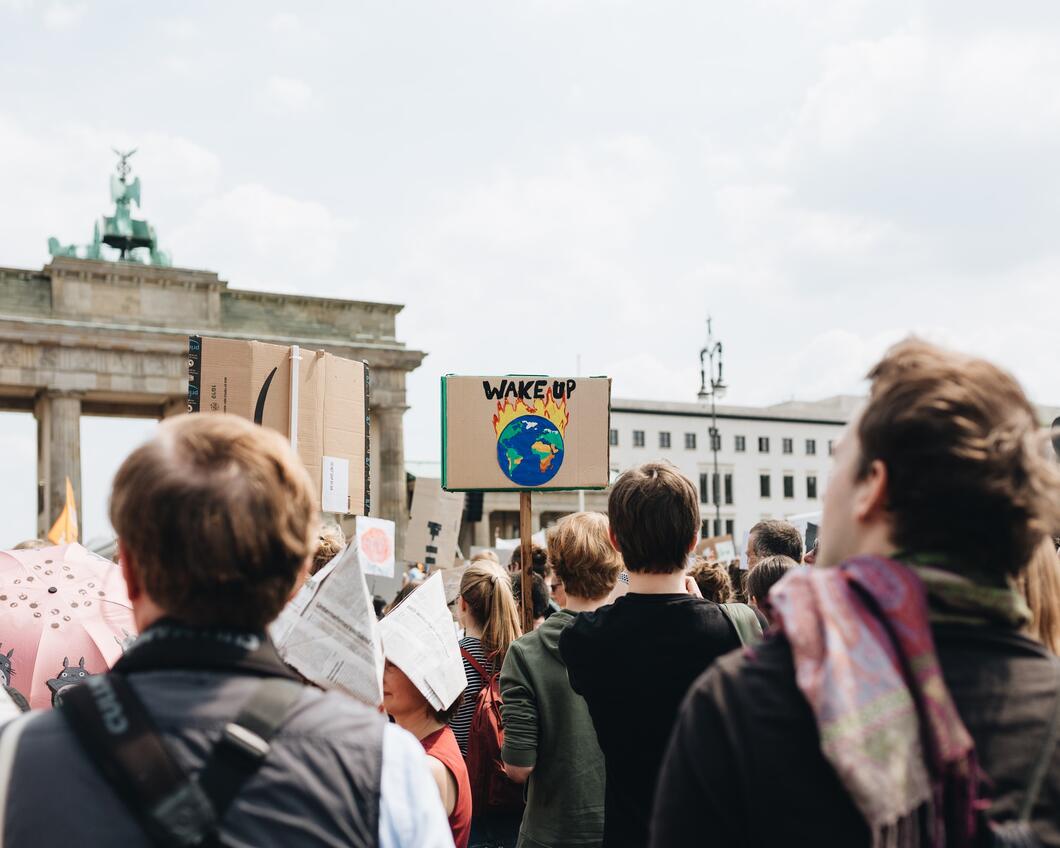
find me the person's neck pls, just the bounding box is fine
[394,710,445,742]
[463,618,484,639]
[627,570,688,595]
[564,594,611,613]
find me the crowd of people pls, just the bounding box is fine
[0,338,1058,847]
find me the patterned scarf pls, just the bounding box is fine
[770,556,990,848]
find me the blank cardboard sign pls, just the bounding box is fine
[188,336,370,514]
[442,375,611,491]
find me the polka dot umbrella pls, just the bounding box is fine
[0,542,136,709]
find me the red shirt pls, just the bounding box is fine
[421,725,472,848]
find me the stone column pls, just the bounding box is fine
[35,391,82,540]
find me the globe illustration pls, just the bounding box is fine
[496,414,565,486]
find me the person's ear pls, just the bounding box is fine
[118,540,142,602]
[608,527,621,553]
[854,459,889,522]
[686,536,698,556]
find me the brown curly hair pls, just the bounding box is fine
[858,339,1060,578]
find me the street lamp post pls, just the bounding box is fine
[697,317,726,536]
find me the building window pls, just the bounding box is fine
[633,430,645,448]
[828,439,834,456]
[782,438,793,454]
[759,474,771,498]
[609,428,619,447]
[713,519,722,536]
[735,435,746,453]
[712,473,720,505]
[699,473,709,504]
[684,432,696,450]
[783,475,794,499]
[806,438,816,456]
[725,519,734,536]
[659,431,671,449]
[724,473,733,504]
[807,475,818,499]
[758,437,770,453]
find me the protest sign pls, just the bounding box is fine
[356,516,396,578]
[404,478,464,569]
[379,572,466,711]
[441,565,468,606]
[271,543,384,707]
[441,375,611,491]
[697,534,736,562]
[787,511,822,558]
[188,336,369,514]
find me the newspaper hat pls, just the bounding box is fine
[379,572,467,711]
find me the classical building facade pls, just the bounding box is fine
[0,258,424,544]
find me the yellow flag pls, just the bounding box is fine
[47,478,79,544]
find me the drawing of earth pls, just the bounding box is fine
[496,415,564,486]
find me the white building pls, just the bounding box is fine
[466,394,860,548]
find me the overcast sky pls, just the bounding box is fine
[2,0,1059,544]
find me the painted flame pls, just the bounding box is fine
[493,388,570,437]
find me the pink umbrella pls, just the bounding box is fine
[0,543,137,709]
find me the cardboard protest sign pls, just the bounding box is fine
[441,375,611,491]
[188,336,369,514]
[356,516,395,578]
[379,572,466,711]
[271,543,384,707]
[697,534,736,562]
[404,478,464,569]
[441,565,468,606]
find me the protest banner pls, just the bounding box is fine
[441,375,611,492]
[441,565,469,607]
[697,534,736,562]
[379,572,466,711]
[188,336,369,514]
[271,543,384,707]
[788,510,822,558]
[356,516,396,578]
[441,374,610,631]
[404,478,465,570]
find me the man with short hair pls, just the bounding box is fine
[0,414,453,848]
[560,462,740,848]
[746,519,803,569]
[652,340,1060,846]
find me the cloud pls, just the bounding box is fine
[258,76,318,114]
[169,184,356,293]
[42,0,85,29]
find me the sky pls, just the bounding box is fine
[1,0,1059,544]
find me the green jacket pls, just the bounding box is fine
[500,610,606,848]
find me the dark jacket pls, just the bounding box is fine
[500,609,606,848]
[651,623,1060,847]
[560,592,741,848]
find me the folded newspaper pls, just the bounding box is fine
[379,572,467,712]
[271,542,384,707]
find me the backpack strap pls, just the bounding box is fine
[60,673,303,847]
[460,647,492,681]
[1015,654,1060,822]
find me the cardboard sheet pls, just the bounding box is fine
[379,572,466,711]
[271,543,384,707]
[441,375,611,491]
[188,336,369,514]
[404,478,465,569]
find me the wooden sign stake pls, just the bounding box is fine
[519,491,534,634]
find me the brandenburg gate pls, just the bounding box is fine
[0,152,424,544]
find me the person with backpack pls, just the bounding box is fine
[500,512,621,848]
[651,340,1060,847]
[0,413,453,848]
[452,562,523,847]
